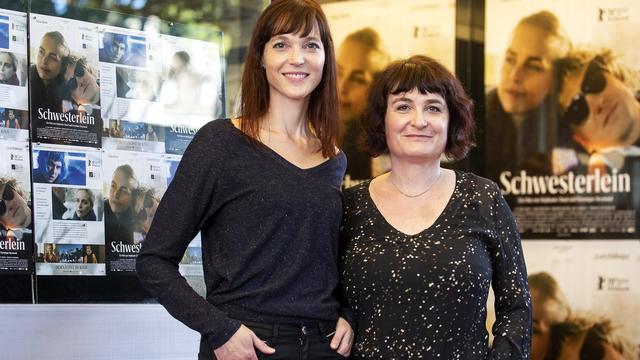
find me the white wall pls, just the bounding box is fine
[0,304,200,360]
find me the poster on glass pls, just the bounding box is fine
[29,14,101,148]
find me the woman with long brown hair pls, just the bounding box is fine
[137,1,353,359]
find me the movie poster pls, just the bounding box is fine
[322,0,456,186]
[29,14,102,148]
[486,0,640,355]
[0,8,28,110]
[523,241,640,345]
[32,145,105,276]
[0,137,31,274]
[102,149,166,275]
[485,0,640,239]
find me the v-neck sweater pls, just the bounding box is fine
[137,119,347,349]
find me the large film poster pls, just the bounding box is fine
[486,0,640,355]
[29,13,222,278]
[0,7,30,275]
[322,0,455,187]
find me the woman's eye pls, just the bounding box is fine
[305,42,321,50]
[427,105,442,113]
[504,55,516,65]
[525,63,544,72]
[272,42,286,49]
[396,104,411,111]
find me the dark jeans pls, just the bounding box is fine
[199,320,347,360]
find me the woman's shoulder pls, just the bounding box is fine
[344,179,370,195]
[198,118,234,136]
[343,180,371,206]
[455,170,500,196]
[190,119,242,148]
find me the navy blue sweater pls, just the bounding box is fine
[137,119,347,349]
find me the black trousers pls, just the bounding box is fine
[199,320,347,360]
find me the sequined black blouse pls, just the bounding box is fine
[340,171,531,359]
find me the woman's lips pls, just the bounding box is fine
[282,72,309,80]
[504,88,527,99]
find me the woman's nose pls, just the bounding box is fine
[411,110,428,127]
[288,47,304,65]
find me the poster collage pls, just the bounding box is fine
[0,9,222,280]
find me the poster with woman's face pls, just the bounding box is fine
[485,1,640,357]
[321,0,456,184]
[486,1,640,239]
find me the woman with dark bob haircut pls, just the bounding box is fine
[340,55,531,359]
[137,0,353,359]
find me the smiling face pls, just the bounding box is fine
[262,23,325,105]
[560,65,640,152]
[498,24,556,114]
[385,88,449,163]
[75,190,92,219]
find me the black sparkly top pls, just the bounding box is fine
[137,119,347,349]
[340,171,531,359]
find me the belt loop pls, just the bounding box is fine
[272,321,279,345]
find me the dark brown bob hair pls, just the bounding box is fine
[361,55,475,160]
[239,0,339,158]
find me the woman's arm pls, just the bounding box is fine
[136,122,242,349]
[488,184,532,359]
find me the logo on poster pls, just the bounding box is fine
[598,7,629,22]
[598,275,630,291]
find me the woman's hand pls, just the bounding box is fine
[330,317,354,357]
[213,325,276,360]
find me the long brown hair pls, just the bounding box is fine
[239,0,340,158]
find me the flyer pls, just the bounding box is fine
[0,8,28,111]
[29,14,101,147]
[101,149,166,274]
[0,137,31,274]
[32,145,104,275]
